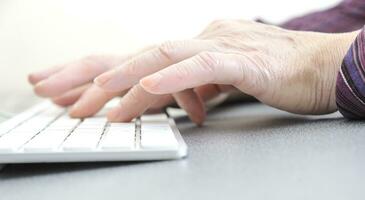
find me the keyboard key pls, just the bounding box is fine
[141,114,168,122]
[82,117,107,124]
[0,103,51,136]
[140,122,178,149]
[109,123,135,129]
[77,123,105,130]
[13,117,55,133]
[23,130,69,152]
[0,120,20,136]
[46,117,80,131]
[0,131,39,152]
[62,130,103,151]
[39,106,64,116]
[99,125,135,150]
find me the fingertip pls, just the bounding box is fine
[93,74,109,86]
[106,108,121,122]
[28,73,39,85]
[68,100,93,118]
[107,107,135,122]
[140,74,163,94]
[68,92,91,116]
[51,97,69,107]
[68,109,79,118]
[191,101,206,126]
[33,81,49,97]
[192,111,206,126]
[68,105,87,118]
[93,70,117,90]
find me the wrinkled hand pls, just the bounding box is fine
[29,51,231,124]
[30,20,357,124]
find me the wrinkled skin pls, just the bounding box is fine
[29,20,358,124]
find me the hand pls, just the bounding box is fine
[29,52,233,124]
[92,20,358,122]
[28,54,131,116]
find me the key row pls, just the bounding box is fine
[0,123,178,153]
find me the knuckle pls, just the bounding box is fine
[174,64,191,81]
[79,56,106,73]
[123,57,139,76]
[126,86,140,100]
[209,19,239,29]
[210,19,226,27]
[157,40,178,61]
[196,52,217,74]
[236,54,270,96]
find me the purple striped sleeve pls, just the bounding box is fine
[281,0,365,33]
[336,27,365,118]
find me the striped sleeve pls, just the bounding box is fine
[336,27,365,119]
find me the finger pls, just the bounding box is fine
[107,84,162,122]
[28,65,64,85]
[34,58,113,97]
[194,84,234,104]
[146,85,233,115]
[194,84,221,101]
[94,40,214,92]
[69,84,123,118]
[173,90,206,125]
[52,83,91,107]
[147,95,174,112]
[146,85,232,113]
[141,52,266,96]
[33,51,154,97]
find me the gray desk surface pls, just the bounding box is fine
[0,95,364,200]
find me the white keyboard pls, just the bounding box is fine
[0,100,187,163]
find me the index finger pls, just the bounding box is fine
[94,39,214,92]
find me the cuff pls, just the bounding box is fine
[336,26,365,119]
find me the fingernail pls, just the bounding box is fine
[35,80,45,88]
[94,72,113,86]
[34,81,47,96]
[28,73,36,83]
[140,73,163,91]
[69,101,81,115]
[107,108,121,122]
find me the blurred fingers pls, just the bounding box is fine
[52,83,91,107]
[69,84,123,118]
[28,65,64,85]
[34,57,116,97]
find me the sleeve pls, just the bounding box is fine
[280,0,365,33]
[336,27,365,119]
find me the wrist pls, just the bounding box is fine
[317,30,360,112]
[325,31,359,71]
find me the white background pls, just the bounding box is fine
[0,0,340,94]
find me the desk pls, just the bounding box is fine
[0,95,364,200]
